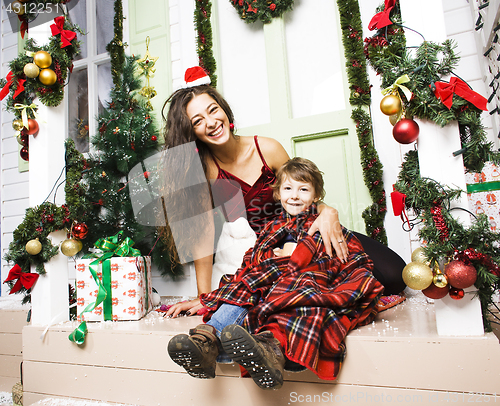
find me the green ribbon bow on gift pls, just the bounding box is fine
[13,103,39,131]
[382,74,413,102]
[69,231,144,345]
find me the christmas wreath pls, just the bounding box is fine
[229,0,294,24]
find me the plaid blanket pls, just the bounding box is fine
[201,206,384,380]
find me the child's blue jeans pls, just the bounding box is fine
[205,303,248,363]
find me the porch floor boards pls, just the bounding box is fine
[20,296,500,405]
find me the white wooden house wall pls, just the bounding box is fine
[1,0,498,297]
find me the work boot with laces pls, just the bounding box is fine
[221,324,285,390]
[167,324,220,379]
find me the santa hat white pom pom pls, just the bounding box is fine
[184,66,211,88]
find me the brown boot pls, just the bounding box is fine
[167,324,220,379]
[221,324,285,390]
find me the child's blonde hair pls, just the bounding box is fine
[272,157,326,202]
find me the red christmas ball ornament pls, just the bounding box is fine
[20,146,29,161]
[392,118,419,144]
[25,118,39,135]
[151,135,157,142]
[449,287,465,300]
[72,222,89,239]
[444,260,477,289]
[422,282,450,299]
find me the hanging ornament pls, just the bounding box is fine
[402,261,433,290]
[60,239,80,257]
[411,247,429,265]
[422,282,449,299]
[151,135,157,142]
[17,132,29,146]
[72,222,88,239]
[33,51,52,69]
[433,271,448,288]
[25,238,42,255]
[449,287,465,300]
[393,118,419,144]
[75,239,83,253]
[12,119,23,131]
[380,94,401,116]
[444,260,477,289]
[23,63,40,79]
[11,0,25,15]
[20,146,29,161]
[137,36,159,110]
[24,118,39,135]
[39,69,57,86]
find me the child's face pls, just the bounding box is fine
[279,176,318,216]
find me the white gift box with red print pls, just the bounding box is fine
[466,162,500,232]
[76,256,152,321]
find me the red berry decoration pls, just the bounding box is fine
[25,118,39,136]
[449,287,465,300]
[72,222,89,239]
[151,135,157,142]
[20,146,29,161]
[444,260,477,289]
[392,118,419,144]
[422,283,450,299]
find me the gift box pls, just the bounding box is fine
[466,161,500,232]
[76,256,152,322]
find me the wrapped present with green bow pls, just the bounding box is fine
[73,231,152,324]
[465,162,500,232]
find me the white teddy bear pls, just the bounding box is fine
[211,217,257,290]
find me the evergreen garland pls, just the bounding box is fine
[336,0,388,244]
[229,0,294,24]
[365,1,500,331]
[194,0,217,87]
[0,15,81,112]
[3,139,86,299]
[106,0,125,90]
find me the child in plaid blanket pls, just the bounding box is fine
[168,157,384,390]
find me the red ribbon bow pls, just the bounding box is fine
[0,71,26,101]
[368,0,396,31]
[3,264,39,294]
[50,16,77,48]
[18,15,28,39]
[433,76,488,111]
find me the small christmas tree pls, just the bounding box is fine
[81,0,181,278]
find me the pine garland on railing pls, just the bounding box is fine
[195,0,217,87]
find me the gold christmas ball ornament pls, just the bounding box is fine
[12,119,23,131]
[411,247,429,265]
[380,94,402,116]
[33,51,52,69]
[39,69,57,86]
[75,239,83,253]
[11,0,26,15]
[23,62,40,79]
[25,238,42,255]
[433,272,448,288]
[402,261,433,291]
[61,239,80,257]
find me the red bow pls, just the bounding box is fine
[3,264,39,294]
[433,76,488,111]
[368,0,396,31]
[50,16,76,48]
[0,71,26,101]
[390,185,410,226]
[18,15,28,39]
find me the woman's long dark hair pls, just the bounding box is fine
[158,85,235,264]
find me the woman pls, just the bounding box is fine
[161,67,404,317]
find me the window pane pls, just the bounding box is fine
[97,62,113,116]
[96,0,115,55]
[68,0,87,60]
[68,69,89,152]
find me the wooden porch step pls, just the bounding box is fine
[21,297,500,405]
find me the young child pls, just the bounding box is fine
[167,157,384,390]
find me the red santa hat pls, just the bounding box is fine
[184,66,211,88]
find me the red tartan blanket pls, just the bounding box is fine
[201,206,384,380]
